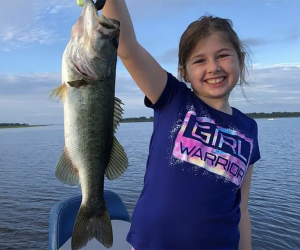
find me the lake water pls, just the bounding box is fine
[0,118,299,250]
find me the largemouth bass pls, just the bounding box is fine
[49,0,128,249]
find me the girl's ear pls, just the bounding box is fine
[178,65,184,79]
[178,65,189,82]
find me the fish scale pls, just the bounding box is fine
[66,84,114,198]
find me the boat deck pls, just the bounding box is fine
[59,220,132,250]
[49,191,132,250]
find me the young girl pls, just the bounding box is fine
[103,1,260,249]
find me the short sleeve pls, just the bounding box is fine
[144,71,188,111]
[250,121,261,165]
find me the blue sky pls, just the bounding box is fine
[0,0,299,124]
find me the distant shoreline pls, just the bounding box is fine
[0,124,53,129]
[1,112,299,127]
[120,112,300,123]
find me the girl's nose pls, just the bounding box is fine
[207,60,221,73]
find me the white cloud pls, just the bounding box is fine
[253,62,300,69]
[48,5,64,14]
[1,0,298,52]
[0,0,241,51]
[0,70,151,124]
[275,97,300,100]
[0,0,78,50]
[0,61,299,124]
[1,26,60,49]
[228,63,300,113]
[265,0,277,8]
[0,72,61,95]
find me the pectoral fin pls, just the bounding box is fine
[67,79,88,88]
[48,82,67,103]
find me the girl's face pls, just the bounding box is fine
[182,33,241,101]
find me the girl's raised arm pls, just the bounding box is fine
[102,0,167,105]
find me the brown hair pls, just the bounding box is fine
[178,15,252,98]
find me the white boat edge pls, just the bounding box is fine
[59,220,132,250]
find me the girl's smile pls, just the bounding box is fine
[205,76,227,86]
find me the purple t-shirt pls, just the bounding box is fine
[126,71,261,250]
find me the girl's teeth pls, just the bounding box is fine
[207,77,225,84]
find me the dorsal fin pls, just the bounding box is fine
[105,97,128,180]
[105,136,128,180]
[113,97,124,133]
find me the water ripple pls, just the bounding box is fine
[0,119,299,249]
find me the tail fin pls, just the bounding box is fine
[71,205,113,250]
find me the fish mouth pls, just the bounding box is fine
[82,0,98,17]
[82,0,120,41]
[67,0,120,81]
[83,0,120,30]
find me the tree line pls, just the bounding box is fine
[0,123,29,127]
[2,112,299,126]
[120,112,300,123]
[246,112,300,119]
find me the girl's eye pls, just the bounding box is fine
[194,59,205,64]
[218,54,229,59]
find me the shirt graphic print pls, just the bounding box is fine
[172,110,253,187]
